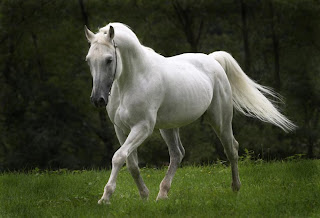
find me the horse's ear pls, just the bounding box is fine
[84,25,94,43]
[108,26,115,41]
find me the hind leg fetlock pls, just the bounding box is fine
[226,138,241,192]
[231,163,241,192]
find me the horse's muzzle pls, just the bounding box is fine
[90,96,108,107]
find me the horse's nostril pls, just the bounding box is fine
[97,97,106,107]
[90,96,106,107]
[98,97,105,104]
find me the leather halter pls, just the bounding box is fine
[108,39,118,96]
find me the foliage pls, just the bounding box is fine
[0,0,319,170]
[0,160,319,217]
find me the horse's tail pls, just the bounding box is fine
[210,51,296,132]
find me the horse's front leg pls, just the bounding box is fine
[98,123,153,205]
[114,125,149,200]
[127,149,149,199]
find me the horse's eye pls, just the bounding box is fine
[106,58,113,65]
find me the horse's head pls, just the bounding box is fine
[85,25,117,107]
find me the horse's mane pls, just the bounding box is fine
[99,22,132,34]
[98,23,157,55]
[99,23,138,44]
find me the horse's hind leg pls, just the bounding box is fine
[157,128,185,200]
[207,87,241,191]
[114,126,149,200]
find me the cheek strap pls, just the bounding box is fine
[108,39,118,96]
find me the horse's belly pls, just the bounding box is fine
[155,73,213,129]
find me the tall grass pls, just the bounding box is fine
[1,160,319,217]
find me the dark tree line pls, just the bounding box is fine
[0,0,319,171]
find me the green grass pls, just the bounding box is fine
[1,160,319,217]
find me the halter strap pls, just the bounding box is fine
[108,39,118,96]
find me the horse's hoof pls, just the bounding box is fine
[140,190,149,200]
[156,194,168,201]
[98,198,111,205]
[231,181,241,192]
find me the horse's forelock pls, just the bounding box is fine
[90,32,113,47]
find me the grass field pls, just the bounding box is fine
[1,159,319,217]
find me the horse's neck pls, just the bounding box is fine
[116,36,150,88]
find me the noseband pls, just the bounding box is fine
[108,39,118,96]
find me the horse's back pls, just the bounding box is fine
[169,53,226,80]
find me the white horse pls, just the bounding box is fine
[84,23,295,204]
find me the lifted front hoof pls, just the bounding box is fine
[98,198,111,205]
